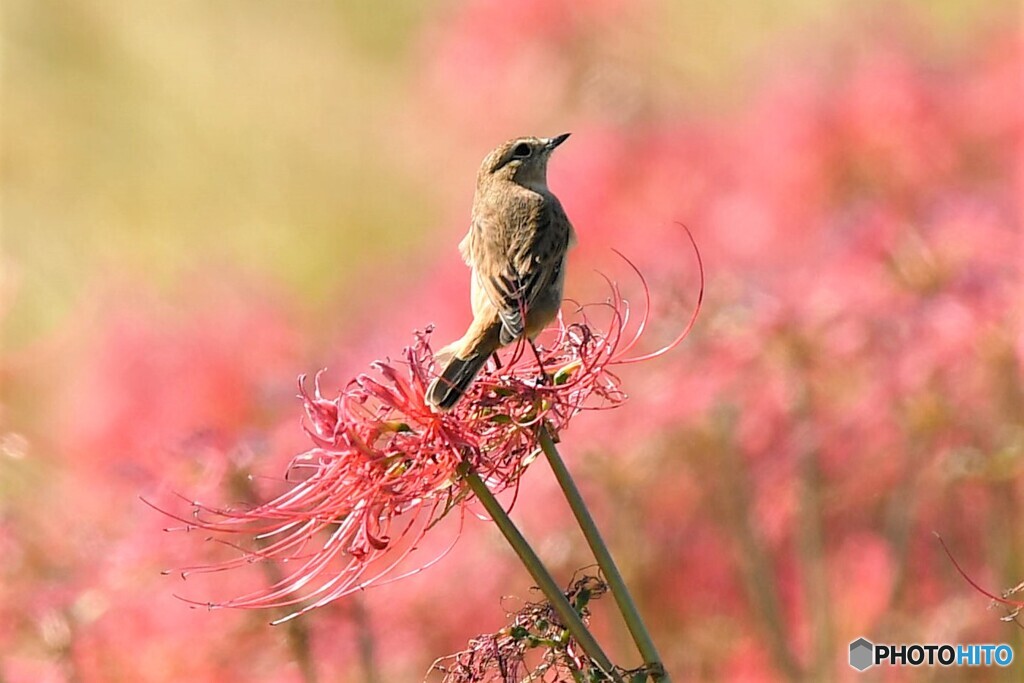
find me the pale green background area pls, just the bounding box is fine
[2,0,1012,350]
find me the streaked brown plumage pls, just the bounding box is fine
[426,134,576,410]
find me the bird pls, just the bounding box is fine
[426,133,576,410]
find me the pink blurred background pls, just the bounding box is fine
[3,0,1022,680]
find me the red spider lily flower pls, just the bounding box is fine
[159,251,702,622]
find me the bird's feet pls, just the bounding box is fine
[527,339,551,386]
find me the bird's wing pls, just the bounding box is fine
[468,201,570,344]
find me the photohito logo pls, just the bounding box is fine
[849,637,1013,671]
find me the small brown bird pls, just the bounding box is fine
[426,134,576,410]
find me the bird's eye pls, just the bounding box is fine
[513,143,532,158]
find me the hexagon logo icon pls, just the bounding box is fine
[849,637,874,671]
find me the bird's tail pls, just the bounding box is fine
[426,352,490,410]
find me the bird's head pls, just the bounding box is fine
[477,133,570,191]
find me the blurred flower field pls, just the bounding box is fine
[2,0,1022,680]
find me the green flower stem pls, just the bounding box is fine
[459,462,620,680]
[538,427,670,682]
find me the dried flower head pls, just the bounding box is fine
[430,573,613,683]
[159,252,702,622]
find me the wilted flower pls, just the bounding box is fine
[162,263,702,622]
[431,573,616,683]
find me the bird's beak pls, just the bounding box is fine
[545,133,571,151]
